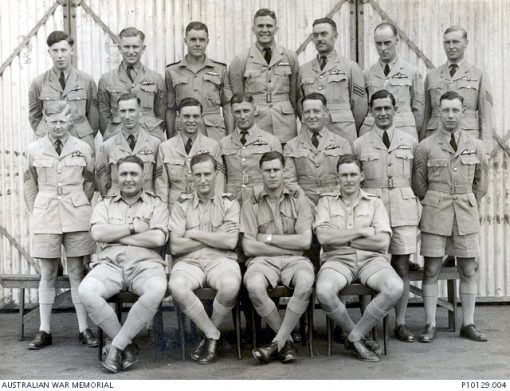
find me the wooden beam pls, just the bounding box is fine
[79,1,120,46]
[0,226,40,274]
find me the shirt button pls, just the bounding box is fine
[269,104,273,108]
[319,75,323,79]
[188,171,191,174]
[242,184,246,188]
[57,170,62,174]
[242,158,246,162]
[453,168,458,172]
[57,183,62,186]
[388,162,392,166]
[57,195,61,199]
[315,163,320,168]
[242,147,246,150]
[318,86,323,90]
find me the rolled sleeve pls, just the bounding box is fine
[224,199,241,226]
[168,200,187,237]
[372,198,392,236]
[313,196,333,231]
[90,200,109,228]
[149,198,170,241]
[294,193,312,233]
[240,199,258,240]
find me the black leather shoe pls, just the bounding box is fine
[190,337,206,362]
[291,330,302,343]
[418,324,437,343]
[394,324,415,342]
[197,338,220,365]
[122,342,140,370]
[278,340,297,363]
[344,339,379,362]
[28,331,52,350]
[460,324,487,342]
[79,329,98,347]
[362,338,382,357]
[252,341,278,364]
[103,346,123,373]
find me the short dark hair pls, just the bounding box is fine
[370,89,396,108]
[190,152,217,171]
[185,21,209,35]
[178,97,203,114]
[253,8,277,24]
[312,18,337,33]
[231,93,254,105]
[374,22,398,36]
[117,155,144,170]
[302,92,327,107]
[440,91,464,105]
[336,154,362,172]
[444,25,467,40]
[117,92,141,106]
[47,31,74,47]
[259,151,285,169]
[119,27,145,41]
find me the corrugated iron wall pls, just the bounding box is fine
[0,0,509,305]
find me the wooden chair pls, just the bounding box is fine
[174,287,242,361]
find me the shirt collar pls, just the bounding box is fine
[447,59,465,68]
[379,56,398,69]
[316,50,336,62]
[48,133,69,146]
[191,191,218,208]
[237,124,256,136]
[307,127,327,140]
[439,127,461,143]
[51,67,71,80]
[375,126,394,140]
[121,61,142,73]
[256,42,276,54]
[121,129,137,142]
[259,186,292,201]
[113,190,147,203]
[337,188,370,207]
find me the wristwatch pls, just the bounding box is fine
[265,233,273,244]
[129,223,135,235]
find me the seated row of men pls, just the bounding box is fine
[23,87,488,373]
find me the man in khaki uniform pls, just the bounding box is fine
[29,31,99,152]
[242,151,314,364]
[220,93,281,205]
[413,91,488,343]
[360,22,424,140]
[298,18,367,145]
[315,154,403,362]
[165,21,233,141]
[284,92,352,206]
[423,26,493,153]
[168,153,241,364]
[98,27,166,142]
[354,90,420,342]
[155,97,224,210]
[229,8,299,144]
[24,101,97,350]
[96,93,161,196]
[79,155,169,373]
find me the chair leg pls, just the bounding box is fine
[176,306,186,361]
[327,317,333,357]
[448,279,457,332]
[98,327,104,361]
[251,305,257,349]
[19,288,25,341]
[233,300,242,359]
[383,315,389,355]
[307,296,314,357]
[299,315,306,346]
[115,300,122,321]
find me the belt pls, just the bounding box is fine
[428,183,472,194]
[229,174,263,185]
[39,184,84,196]
[298,178,338,188]
[252,93,289,104]
[363,178,410,188]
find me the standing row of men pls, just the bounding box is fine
[23,6,491,373]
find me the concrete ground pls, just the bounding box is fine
[0,304,509,380]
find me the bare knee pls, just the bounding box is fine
[316,278,339,309]
[292,271,315,300]
[169,276,192,302]
[382,277,404,301]
[217,275,241,301]
[141,278,167,305]
[458,259,477,282]
[245,274,268,302]
[78,278,102,307]
[423,257,442,283]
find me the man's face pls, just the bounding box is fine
[46,111,71,139]
[374,26,398,63]
[338,162,364,197]
[48,40,73,71]
[312,23,337,55]
[371,97,396,130]
[178,105,202,136]
[439,98,464,132]
[118,162,144,197]
[303,99,328,133]
[443,30,468,62]
[260,158,284,191]
[119,35,145,66]
[192,160,216,197]
[232,101,256,130]
[118,98,141,130]
[252,15,278,46]
[185,29,209,58]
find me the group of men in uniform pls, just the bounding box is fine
[23,6,492,373]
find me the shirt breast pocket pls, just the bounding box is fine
[328,73,348,84]
[257,213,275,235]
[273,64,292,77]
[32,159,54,183]
[359,153,382,180]
[459,154,480,179]
[139,83,157,109]
[428,82,447,107]
[300,77,316,93]
[66,89,88,112]
[203,73,222,91]
[64,157,87,183]
[456,79,479,107]
[393,149,414,177]
[426,158,448,181]
[164,158,186,181]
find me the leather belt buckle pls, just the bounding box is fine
[266,94,272,104]
[242,174,249,184]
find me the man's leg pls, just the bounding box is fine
[67,257,90,333]
[209,271,242,329]
[391,254,414,341]
[244,272,282,333]
[421,257,443,329]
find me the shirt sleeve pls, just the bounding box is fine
[90,200,109,228]
[168,200,187,237]
[294,192,312,233]
[312,196,333,231]
[149,197,170,241]
[371,198,392,235]
[240,199,258,240]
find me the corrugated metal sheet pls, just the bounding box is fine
[0,0,509,306]
[361,0,510,298]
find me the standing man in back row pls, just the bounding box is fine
[298,18,367,145]
[361,22,424,140]
[98,27,166,142]
[229,8,299,145]
[166,21,233,141]
[423,26,493,153]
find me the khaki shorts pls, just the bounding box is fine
[244,255,314,289]
[171,257,241,289]
[389,225,418,255]
[31,232,96,258]
[318,252,393,285]
[421,218,480,258]
[85,258,166,296]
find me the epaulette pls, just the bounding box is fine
[320,192,338,198]
[212,60,227,67]
[249,194,259,204]
[364,191,380,198]
[166,60,180,68]
[289,188,301,199]
[221,193,235,201]
[176,193,192,203]
[145,190,156,197]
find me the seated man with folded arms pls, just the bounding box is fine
[315,154,403,362]
[168,152,241,364]
[241,151,314,364]
[79,155,169,373]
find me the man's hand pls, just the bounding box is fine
[218,222,239,233]
[256,233,270,243]
[133,217,150,234]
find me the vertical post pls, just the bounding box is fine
[349,0,357,61]
[62,0,79,67]
[356,0,366,68]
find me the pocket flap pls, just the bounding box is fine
[421,192,441,207]
[467,193,477,207]
[71,192,90,207]
[203,73,221,85]
[329,108,354,123]
[164,158,185,165]
[300,77,315,86]
[460,155,480,165]
[394,149,414,160]
[329,74,347,82]
[389,78,412,86]
[399,187,416,200]
[427,159,448,168]
[360,153,380,162]
[279,100,295,115]
[65,158,87,167]
[33,159,53,168]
